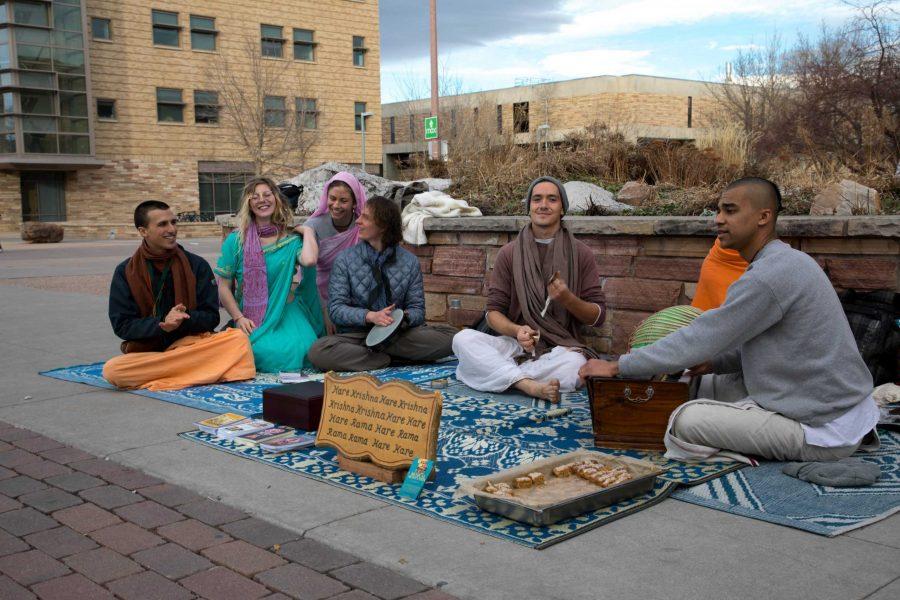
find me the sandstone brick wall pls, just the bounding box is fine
[0,172,21,232]
[408,217,900,357]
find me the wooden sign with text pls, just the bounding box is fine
[315,372,442,469]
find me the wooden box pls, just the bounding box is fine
[586,376,698,451]
[262,381,325,432]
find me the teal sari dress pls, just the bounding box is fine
[215,231,324,373]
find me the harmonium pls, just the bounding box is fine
[262,381,325,432]
[586,374,699,451]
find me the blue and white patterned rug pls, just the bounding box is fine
[42,361,739,548]
[671,429,900,536]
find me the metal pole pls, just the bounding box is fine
[429,0,439,159]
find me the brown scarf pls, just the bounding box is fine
[512,224,595,359]
[124,241,196,320]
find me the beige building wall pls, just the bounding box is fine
[2,0,381,233]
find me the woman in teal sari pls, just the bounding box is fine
[215,177,324,372]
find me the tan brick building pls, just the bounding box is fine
[381,74,724,178]
[0,0,382,235]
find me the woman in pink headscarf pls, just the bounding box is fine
[302,172,367,333]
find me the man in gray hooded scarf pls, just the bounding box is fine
[452,176,606,402]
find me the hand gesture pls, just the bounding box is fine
[235,315,256,335]
[547,271,570,302]
[578,359,619,380]
[160,303,190,332]
[516,324,538,353]
[366,304,396,327]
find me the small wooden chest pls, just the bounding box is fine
[262,381,325,432]
[586,376,698,451]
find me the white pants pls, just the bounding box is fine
[452,329,586,393]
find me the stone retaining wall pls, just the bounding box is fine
[222,215,900,356]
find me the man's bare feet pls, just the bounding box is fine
[514,378,561,403]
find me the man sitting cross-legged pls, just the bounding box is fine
[102,201,255,391]
[579,177,878,462]
[453,176,606,402]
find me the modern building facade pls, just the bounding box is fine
[0,0,381,235]
[381,74,725,179]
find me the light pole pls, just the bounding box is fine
[360,111,373,173]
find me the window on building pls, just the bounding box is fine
[354,101,367,131]
[151,10,180,47]
[156,87,184,122]
[194,90,219,124]
[264,96,286,127]
[496,105,503,133]
[12,1,49,27]
[96,99,116,120]
[352,36,367,67]
[260,24,283,58]
[91,17,111,41]
[190,15,217,51]
[21,172,66,222]
[687,96,693,128]
[295,97,317,129]
[409,114,416,139]
[199,172,252,220]
[513,102,529,133]
[389,116,395,144]
[293,28,315,61]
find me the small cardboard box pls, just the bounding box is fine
[262,381,325,432]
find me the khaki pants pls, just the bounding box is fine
[673,374,863,462]
[307,324,457,372]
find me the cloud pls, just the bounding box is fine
[720,43,764,51]
[379,0,571,64]
[539,49,654,78]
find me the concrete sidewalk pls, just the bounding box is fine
[1,238,898,600]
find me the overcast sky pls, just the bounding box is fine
[378,0,868,102]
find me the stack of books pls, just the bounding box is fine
[193,414,316,453]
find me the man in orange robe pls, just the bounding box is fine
[691,238,748,311]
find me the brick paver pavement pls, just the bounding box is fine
[0,422,457,600]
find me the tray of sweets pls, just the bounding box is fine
[467,449,666,526]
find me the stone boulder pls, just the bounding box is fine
[563,181,633,214]
[287,162,451,213]
[810,180,881,216]
[21,222,64,243]
[616,181,654,206]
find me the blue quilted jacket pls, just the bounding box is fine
[328,242,425,333]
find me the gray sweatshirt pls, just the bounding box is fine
[619,240,873,427]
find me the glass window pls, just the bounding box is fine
[389,116,395,144]
[190,15,216,51]
[293,28,314,61]
[58,75,86,92]
[21,172,66,220]
[59,93,87,117]
[261,24,283,58]
[59,134,89,154]
[19,71,54,89]
[352,36,366,67]
[0,134,15,153]
[2,92,13,114]
[21,90,54,115]
[17,28,51,45]
[24,133,58,153]
[53,48,85,74]
[152,10,180,47]
[513,101,529,133]
[22,116,56,132]
[156,87,184,122]
[0,41,8,70]
[54,31,84,48]
[198,172,252,219]
[17,44,52,71]
[354,101,367,131]
[92,17,111,40]
[59,116,88,132]
[54,4,82,31]
[13,1,49,27]
[295,97,317,129]
[194,90,218,124]
[97,99,115,120]
[264,95,285,127]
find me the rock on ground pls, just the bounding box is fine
[563,181,633,214]
[616,181,654,207]
[21,222,64,243]
[810,180,881,216]
[287,162,450,213]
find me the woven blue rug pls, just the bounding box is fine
[671,429,900,536]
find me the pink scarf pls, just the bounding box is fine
[242,221,280,326]
[311,172,367,300]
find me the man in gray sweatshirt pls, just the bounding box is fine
[579,178,877,461]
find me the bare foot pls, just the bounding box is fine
[514,378,560,403]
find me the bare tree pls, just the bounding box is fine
[207,37,319,177]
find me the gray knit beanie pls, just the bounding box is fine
[523,176,568,214]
